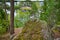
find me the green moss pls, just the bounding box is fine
[14,20,45,40]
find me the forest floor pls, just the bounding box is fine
[0,32,10,40]
[0,27,23,40]
[13,27,23,39]
[13,27,60,40]
[14,27,23,36]
[0,27,60,40]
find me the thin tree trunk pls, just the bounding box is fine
[10,0,14,40]
[4,0,9,32]
[2,0,7,20]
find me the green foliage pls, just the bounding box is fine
[14,10,30,27]
[14,1,41,28]
[40,0,57,26]
[40,0,60,25]
[0,7,9,34]
[31,2,38,12]
[0,26,6,34]
[0,7,6,19]
[55,0,60,22]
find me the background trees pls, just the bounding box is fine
[0,0,10,34]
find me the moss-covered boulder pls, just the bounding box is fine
[14,20,48,40]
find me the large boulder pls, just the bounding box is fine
[14,20,48,40]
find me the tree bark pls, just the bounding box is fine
[10,0,14,40]
[10,0,14,37]
[2,0,7,20]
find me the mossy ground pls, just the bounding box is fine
[14,20,47,40]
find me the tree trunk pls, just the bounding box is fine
[4,0,9,32]
[10,0,14,40]
[2,0,7,20]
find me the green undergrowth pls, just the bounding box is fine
[0,20,9,35]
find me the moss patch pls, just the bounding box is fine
[14,20,46,40]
